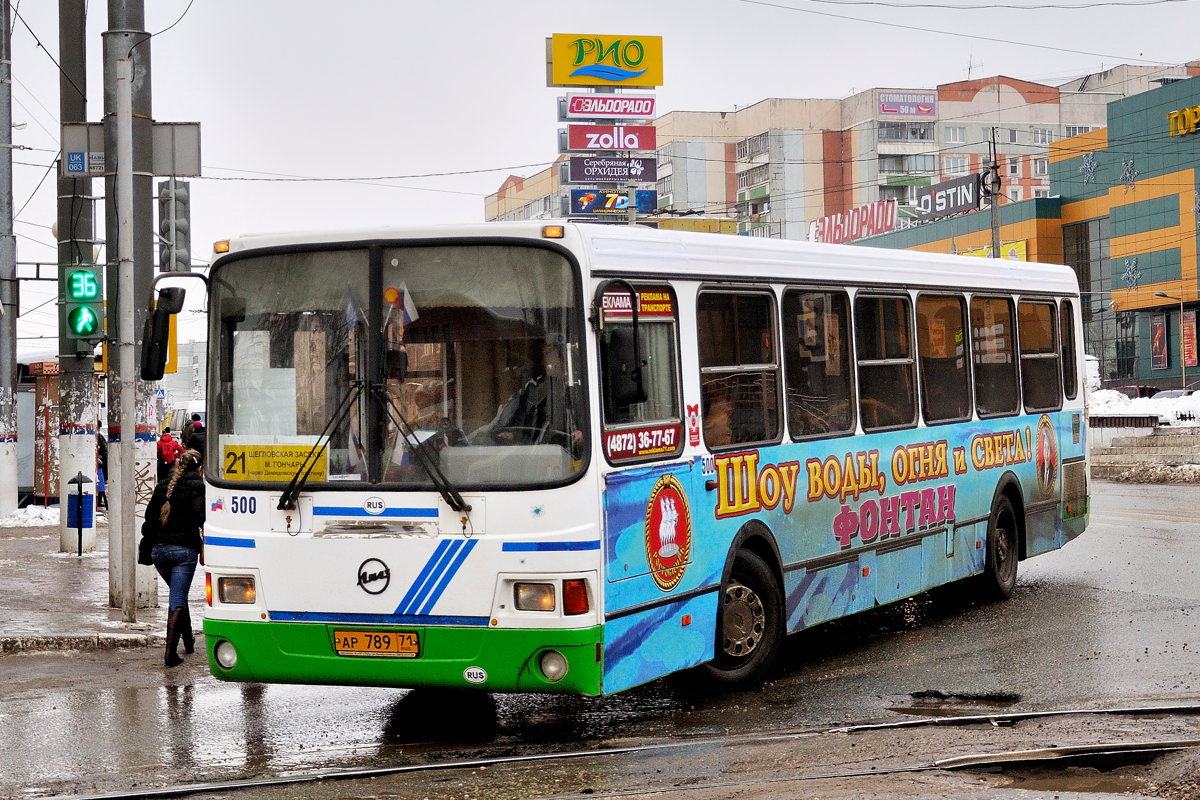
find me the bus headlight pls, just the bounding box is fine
[218,576,256,604]
[515,582,555,611]
[214,640,238,669]
[539,650,569,682]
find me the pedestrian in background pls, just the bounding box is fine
[188,421,206,461]
[141,449,204,667]
[157,428,183,481]
[95,432,108,511]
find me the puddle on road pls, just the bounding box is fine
[996,764,1148,794]
[888,689,1021,717]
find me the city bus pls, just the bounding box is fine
[160,221,1089,696]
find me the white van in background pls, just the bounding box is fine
[164,400,205,436]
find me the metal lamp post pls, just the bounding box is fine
[1155,291,1187,389]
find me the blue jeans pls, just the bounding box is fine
[151,543,199,609]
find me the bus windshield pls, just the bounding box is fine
[209,242,586,488]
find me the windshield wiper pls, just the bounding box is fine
[277,380,364,511]
[374,385,472,514]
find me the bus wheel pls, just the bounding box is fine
[980,495,1019,601]
[700,550,783,687]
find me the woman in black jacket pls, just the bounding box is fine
[142,449,205,667]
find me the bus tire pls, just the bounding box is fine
[979,494,1019,601]
[698,549,783,688]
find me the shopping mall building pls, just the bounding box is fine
[861,71,1200,391]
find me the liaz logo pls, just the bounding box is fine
[356,558,391,595]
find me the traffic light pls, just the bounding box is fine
[158,179,191,271]
[61,264,105,343]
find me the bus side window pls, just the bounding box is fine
[698,290,781,447]
[1018,300,1063,412]
[599,285,683,462]
[971,296,1021,417]
[917,294,970,424]
[854,294,916,431]
[782,289,853,437]
[1060,299,1078,400]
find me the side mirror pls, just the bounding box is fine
[140,287,186,381]
[602,327,647,407]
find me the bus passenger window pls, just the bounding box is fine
[698,291,780,447]
[1018,300,1063,412]
[782,290,853,437]
[854,295,916,431]
[917,294,970,424]
[1060,300,1079,400]
[970,296,1020,417]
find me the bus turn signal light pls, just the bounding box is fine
[563,579,589,615]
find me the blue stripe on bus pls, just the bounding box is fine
[419,539,478,615]
[394,539,454,615]
[312,506,438,518]
[269,610,490,626]
[399,539,476,616]
[502,541,601,552]
[204,536,257,549]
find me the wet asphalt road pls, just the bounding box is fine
[3,480,1200,799]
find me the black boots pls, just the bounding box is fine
[180,607,195,654]
[165,607,185,667]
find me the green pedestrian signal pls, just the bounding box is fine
[66,304,100,336]
[61,265,105,342]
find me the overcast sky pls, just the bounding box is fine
[9,0,1199,356]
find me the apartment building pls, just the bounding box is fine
[486,64,1181,242]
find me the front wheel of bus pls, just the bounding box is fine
[980,495,1019,601]
[699,550,783,688]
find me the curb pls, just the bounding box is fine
[0,632,164,654]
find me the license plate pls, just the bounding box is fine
[333,629,420,658]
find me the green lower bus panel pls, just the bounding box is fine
[204,618,605,695]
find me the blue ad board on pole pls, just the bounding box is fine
[570,189,657,215]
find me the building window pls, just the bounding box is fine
[1008,188,1022,202]
[737,164,769,190]
[658,175,674,196]
[736,132,770,160]
[1064,217,1131,384]
[1033,128,1055,145]
[1007,157,1021,176]
[944,126,965,144]
[880,154,934,174]
[1008,128,1020,144]
[1065,125,1094,138]
[1034,188,1050,198]
[1034,157,1048,175]
[944,155,968,175]
[879,121,933,142]
[657,146,671,168]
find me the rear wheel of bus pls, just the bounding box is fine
[697,549,784,688]
[979,494,1019,601]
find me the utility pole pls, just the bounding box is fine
[0,0,17,519]
[987,127,1002,258]
[104,1,156,617]
[57,0,99,553]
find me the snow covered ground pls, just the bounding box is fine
[1088,389,1200,427]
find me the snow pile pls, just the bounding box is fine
[1088,389,1200,426]
[0,505,62,527]
[1106,463,1200,484]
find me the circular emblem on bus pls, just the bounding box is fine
[464,666,488,684]
[1034,415,1058,498]
[364,496,386,515]
[645,474,692,592]
[356,558,391,595]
